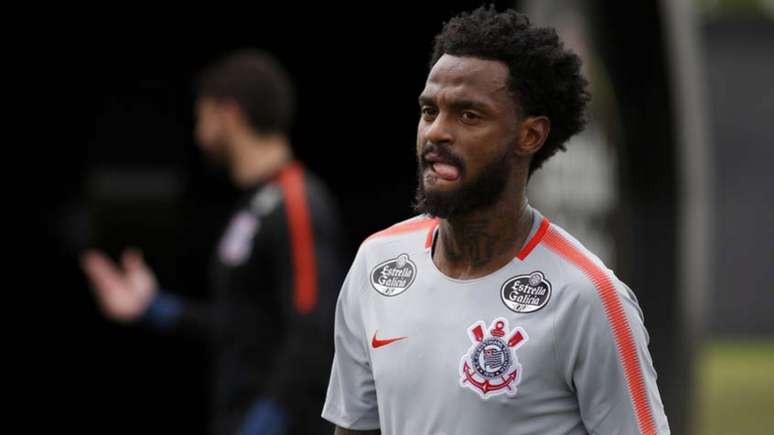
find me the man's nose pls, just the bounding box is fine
[423,112,454,145]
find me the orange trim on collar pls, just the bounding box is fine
[516,216,550,260]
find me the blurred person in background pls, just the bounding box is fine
[81,50,346,435]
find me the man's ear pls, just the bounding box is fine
[514,116,550,157]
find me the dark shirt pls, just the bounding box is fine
[143,160,346,435]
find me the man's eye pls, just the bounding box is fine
[461,111,480,121]
[421,106,437,117]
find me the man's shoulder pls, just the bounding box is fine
[274,161,337,206]
[539,220,637,308]
[359,214,439,252]
[266,160,342,227]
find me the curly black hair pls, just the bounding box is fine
[430,5,590,176]
[196,49,295,136]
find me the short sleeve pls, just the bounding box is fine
[321,245,380,430]
[556,276,670,435]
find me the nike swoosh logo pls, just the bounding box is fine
[371,331,407,349]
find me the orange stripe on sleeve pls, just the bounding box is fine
[542,227,658,435]
[276,162,318,315]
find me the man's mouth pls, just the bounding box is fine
[424,152,461,182]
[430,162,461,181]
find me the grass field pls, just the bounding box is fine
[695,340,774,435]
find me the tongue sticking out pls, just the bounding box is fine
[432,162,460,181]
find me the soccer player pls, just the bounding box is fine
[322,7,670,435]
[81,50,346,435]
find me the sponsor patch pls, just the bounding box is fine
[459,318,528,399]
[370,254,417,297]
[500,271,552,313]
[218,211,260,266]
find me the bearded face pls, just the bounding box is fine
[412,55,522,219]
[413,139,514,218]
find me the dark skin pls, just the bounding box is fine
[333,54,550,433]
[418,54,550,280]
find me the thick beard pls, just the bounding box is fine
[412,144,513,219]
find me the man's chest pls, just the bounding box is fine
[359,266,564,409]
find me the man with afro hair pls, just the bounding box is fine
[322,6,670,435]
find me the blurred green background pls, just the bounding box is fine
[697,341,774,435]
[694,1,774,432]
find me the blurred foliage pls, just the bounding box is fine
[695,340,774,435]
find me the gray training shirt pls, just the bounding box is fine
[322,209,670,434]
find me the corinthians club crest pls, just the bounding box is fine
[459,318,528,399]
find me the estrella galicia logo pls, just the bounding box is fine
[500,271,552,313]
[370,254,417,297]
